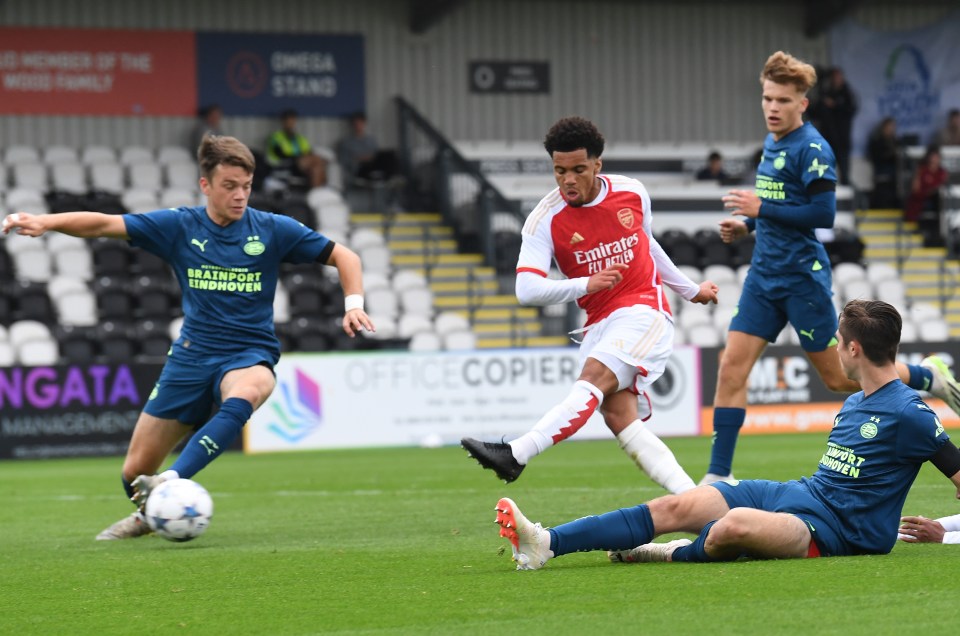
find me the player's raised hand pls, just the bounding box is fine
[722,189,761,219]
[586,262,628,293]
[690,280,719,305]
[2,212,46,237]
[718,218,750,243]
[343,308,375,338]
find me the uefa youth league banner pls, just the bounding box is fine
[245,347,700,453]
[830,13,960,155]
[0,28,196,115]
[196,32,365,117]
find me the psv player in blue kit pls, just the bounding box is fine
[701,51,960,485]
[491,301,960,569]
[2,135,374,540]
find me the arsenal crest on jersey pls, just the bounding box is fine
[617,208,635,229]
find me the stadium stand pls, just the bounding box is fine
[15,111,947,358]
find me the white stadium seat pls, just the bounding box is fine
[50,164,88,195]
[349,228,385,251]
[399,287,434,318]
[443,330,477,351]
[17,338,59,365]
[157,145,194,165]
[686,323,721,347]
[56,289,99,326]
[4,145,40,164]
[90,163,125,195]
[165,162,199,190]
[918,318,950,342]
[128,162,163,191]
[434,311,470,336]
[366,288,399,319]
[12,163,48,190]
[397,314,434,339]
[119,146,155,166]
[408,331,442,352]
[81,145,117,166]
[43,145,79,165]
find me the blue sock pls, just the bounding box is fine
[670,520,723,562]
[905,364,933,393]
[169,398,253,479]
[122,476,134,500]
[707,407,746,476]
[548,504,654,556]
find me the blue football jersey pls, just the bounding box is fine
[750,122,836,278]
[802,380,950,554]
[124,206,332,361]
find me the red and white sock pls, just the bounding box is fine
[616,419,695,494]
[509,380,604,465]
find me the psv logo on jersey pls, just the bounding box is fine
[617,208,635,229]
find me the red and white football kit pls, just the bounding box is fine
[508,175,700,493]
[516,174,699,386]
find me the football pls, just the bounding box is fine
[144,478,214,542]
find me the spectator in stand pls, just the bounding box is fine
[934,109,960,147]
[336,111,379,186]
[905,144,948,247]
[811,67,857,185]
[335,111,403,212]
[189,104,224,151]
[867,117,902,209]
[266,109,328,190]
[695,151,731,183]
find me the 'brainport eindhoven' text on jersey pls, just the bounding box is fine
[124,206,332,362]
[751,122,837,278]
[516,175,671,326]
[800,379,949,554]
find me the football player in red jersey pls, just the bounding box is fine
[462,117,718,492]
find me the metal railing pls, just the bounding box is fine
[395,96,523,277]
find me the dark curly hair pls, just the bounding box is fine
[543,116,605,158]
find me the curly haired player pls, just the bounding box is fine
[461,116,718,494]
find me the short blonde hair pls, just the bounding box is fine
[760,51,817,93]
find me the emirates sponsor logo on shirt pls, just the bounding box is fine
[573,233,639,274]
[617,208,635,229]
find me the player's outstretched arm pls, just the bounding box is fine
[326,243,375,337]
[515,270,589,306]
[3,211,128,239]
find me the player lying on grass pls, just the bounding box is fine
[898,513,960,544]
[2,134,374,540]
[492,300,960,569]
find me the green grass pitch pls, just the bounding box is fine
[2,433,958,634]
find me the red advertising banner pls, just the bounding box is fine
[0,27,196,115]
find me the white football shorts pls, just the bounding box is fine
[578,304,674,394]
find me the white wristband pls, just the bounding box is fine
[344,294,364,312]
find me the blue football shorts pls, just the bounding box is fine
[711,478,847,557]
[143,343,275,427]
[729,272,838,352]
